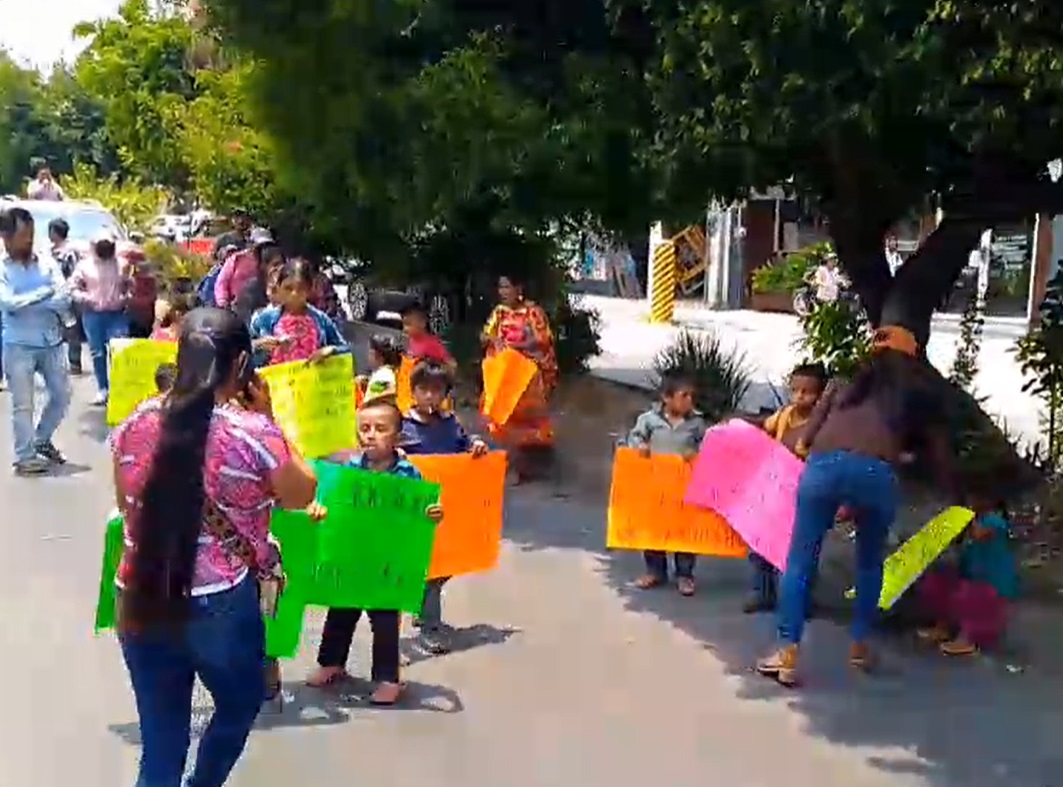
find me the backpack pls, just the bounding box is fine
[197,263,223,307]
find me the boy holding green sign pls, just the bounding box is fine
[306,397,444,705]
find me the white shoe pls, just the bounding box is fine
[91,391,108,406]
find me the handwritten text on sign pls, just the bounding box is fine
[607,448,747,557]
[106,338,177,425]
[684,419,803,570]
[259,354,355,458]
[411,451,507,578]
[877,506,974,609]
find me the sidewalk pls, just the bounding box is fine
[581,294,1039,445]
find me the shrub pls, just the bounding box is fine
[948,289,984,391]
[797,298,872,379]
[750,244,822,294]
[142,238,212,295]
[553,297,602,375]
[652,330,752,422]
[1015,267,1063,469]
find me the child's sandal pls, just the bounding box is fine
[676,577,696,597]
[306,666,348,688]
[369,681,404,705]
[633,574,665,590]
[940,638,978,657]
[916,624,951,644]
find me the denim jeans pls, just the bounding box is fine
[644,550,695,579]
[119,577,265,787]
[5,343,71,464]
[749,553,778,604]
[778,451,897,645]
[66,312,83,371]
[420,577,449,629]
[81,309,129,393]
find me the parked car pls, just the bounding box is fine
[0,197,158,334]
[326,257,453,333]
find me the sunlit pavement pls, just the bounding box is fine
[1,372,1060,787]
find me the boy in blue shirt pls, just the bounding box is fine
[306,395,444,705]
[401,360,488,654]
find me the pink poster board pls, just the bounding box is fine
[684,419,803,570]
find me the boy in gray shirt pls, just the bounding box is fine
[627,372,707,596]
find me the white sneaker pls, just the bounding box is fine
[91,391,108,407]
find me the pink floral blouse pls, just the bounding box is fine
[111,398,292,596]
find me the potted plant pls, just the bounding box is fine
[749,248,818,313]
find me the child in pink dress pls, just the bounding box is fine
[249,259,349,367]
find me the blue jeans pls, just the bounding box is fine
[749,553,778,604]
[81,309,129,393]
[119,577,265,787]
[5,343,71,463]
[644,550,695,579]
[777,451,897,645]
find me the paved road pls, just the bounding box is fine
[2,375,1061,787]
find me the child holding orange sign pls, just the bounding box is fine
[628,372,707,597]
[401,360,488,654]
[744,363,828,614]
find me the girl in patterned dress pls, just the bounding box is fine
[249,258,349,367]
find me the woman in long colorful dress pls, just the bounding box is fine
[481,274,558,480]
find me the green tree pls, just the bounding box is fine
[621,0,1063,345]
[73,0,198,188]
[199,0,660,257]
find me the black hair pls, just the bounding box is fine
[0,207,34,237]
[790,362,828,391]
[154,363,176,394]
[369,333,403,368]
[47,217,70,240]
[836,350,937,444]
[123,307,252,628]
[275,257,314,288]
[410,360,452,392]
[359,398,403,430]
[659,371,696,397]
[231,208,250,219]
[254,243,285,269]
[400,301,428,319]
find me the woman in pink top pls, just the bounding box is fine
[70,231,131,405]
[111,307,317,787]
[213,227,274,309]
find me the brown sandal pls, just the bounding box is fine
[848,642,877,672]
[755,645,799,687]
[633,574,665,590]
[940,638,978,657]
[369,681,403,705]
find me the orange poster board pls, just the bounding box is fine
[481,348,537,425]
[396,357,414,413]
[410,451,507,578]
[606,448,748,557]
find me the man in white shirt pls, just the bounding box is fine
[26,167,65,202]
[813,252,841,303]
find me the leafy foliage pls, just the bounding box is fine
[652,330,752,422]
[59,163,169,231]
[750,252,816,295]
[1015,269,1063,467]
[948,290,985,392]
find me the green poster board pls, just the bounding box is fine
[94,460,441,659]
[310,460,440,613]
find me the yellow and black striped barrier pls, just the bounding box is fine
[649,239,677,323]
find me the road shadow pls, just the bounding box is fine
[501,489,1063,787]
[77,408,110,445]
[400,623,521,668]
[108,677,463,745]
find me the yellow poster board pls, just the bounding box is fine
[874,506,974,609]
[259,354,355,459]
[106,338,177,426]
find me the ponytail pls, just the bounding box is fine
[122,310,252,629]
